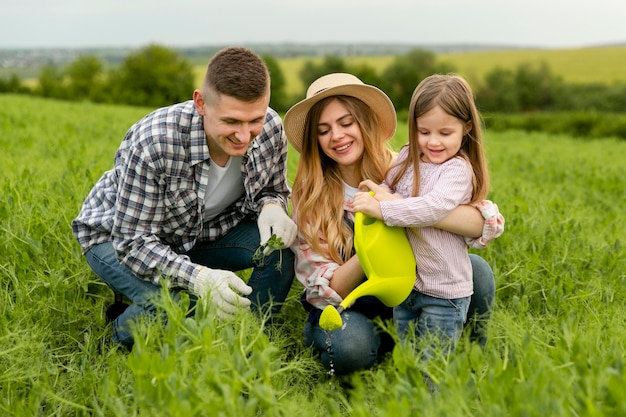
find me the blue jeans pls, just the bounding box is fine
[394,293,471,355]
[303,254,494,375]
[85,220,295,347]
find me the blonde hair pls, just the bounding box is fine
[292,96,394,264]
[388,74,489,203]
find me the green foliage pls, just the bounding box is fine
[65,55,105,101]
[1,95,626,416]
[0,73,29,94]
[107,44,195,107]
[298,55,350,92]
[37,64,66,99]
[380,48,456,111]
[485,111,626,140]
[477,62,563,112]
[263,54,289,113]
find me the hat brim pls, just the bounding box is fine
[284,83,396,153]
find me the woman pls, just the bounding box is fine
[283,73,503,376]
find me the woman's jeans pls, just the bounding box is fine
[85,220,295,347]
[304,254,494,375]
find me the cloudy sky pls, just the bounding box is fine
[2,0,625,49]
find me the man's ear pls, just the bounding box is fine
[193,89,205,115]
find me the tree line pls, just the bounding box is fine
[2,44,625,139]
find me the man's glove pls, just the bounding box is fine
[465,200,505,249]
[256,203,297,255]
[189,268,252,318]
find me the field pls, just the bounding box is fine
[192,46,626,97]
[1,94,625,416]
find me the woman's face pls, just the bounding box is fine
[317,99,365,180]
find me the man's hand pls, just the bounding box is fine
[257,204,297,254]
[190,268,252,318]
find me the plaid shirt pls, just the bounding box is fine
[72,100,291,289]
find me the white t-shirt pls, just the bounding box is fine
[204,156,244,221]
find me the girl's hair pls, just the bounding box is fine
[292,96,394,264]
[387,74,489,203]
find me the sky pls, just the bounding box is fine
[1,0,625,50]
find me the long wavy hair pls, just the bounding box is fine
[292,96,395,264]
[387,74,489,203]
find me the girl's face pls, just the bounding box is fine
[317,98,365,184]
[416,105,468,164]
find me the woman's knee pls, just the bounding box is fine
[317,311,381,374]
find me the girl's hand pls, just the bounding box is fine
[352,191,383,219]
[358,180,400,202]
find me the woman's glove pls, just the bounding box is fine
[256,203,297,254]
[465,200,505,249]
[189,268,252,318]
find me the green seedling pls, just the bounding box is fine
[253,234,284,272]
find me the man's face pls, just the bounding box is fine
[194,90,269,164]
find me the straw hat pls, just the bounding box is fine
[283,73,396,153]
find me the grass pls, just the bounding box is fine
[1,94,625,416]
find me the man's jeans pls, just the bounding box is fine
[85,220,295,347]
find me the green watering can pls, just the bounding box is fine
[318,206,417,331]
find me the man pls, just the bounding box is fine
[72,47,297,348]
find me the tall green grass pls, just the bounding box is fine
[1,95,624,416]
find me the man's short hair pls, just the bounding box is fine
[203,47,270,103]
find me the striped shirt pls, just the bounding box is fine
[380,146,474,299]
[71,100,291,289]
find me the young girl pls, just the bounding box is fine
[286,73,503,376]
[354,74,494,355]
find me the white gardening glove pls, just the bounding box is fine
[256,203,297,255]
[189,268,252,318]
[465,200,506,249]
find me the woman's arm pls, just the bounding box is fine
[433,205,483,238]
[291,235,365,308]
[329,255,366,298]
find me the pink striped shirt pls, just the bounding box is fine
[380,147,474,299]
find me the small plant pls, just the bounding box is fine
[252,234,284,272]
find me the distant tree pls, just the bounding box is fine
[477,67,519,112]
[262,54,289,113]
[37,64,66,99]
[65,55,105,101]
[379,48,455,111]
[0,73,28,94]
[108,44,194,107]
[514,62,560,111]
[478,62,562,112]
[349,63,383,90]
[298,55,349,95]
